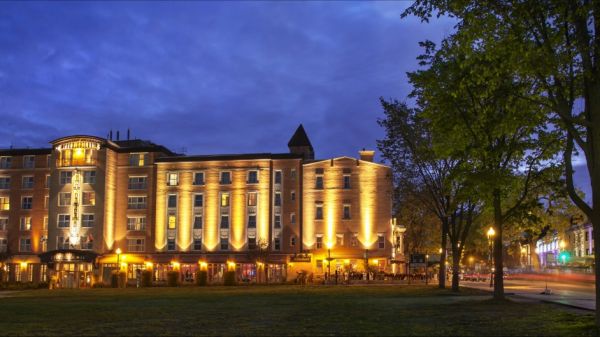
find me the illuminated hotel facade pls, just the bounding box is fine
[0,125,402,287]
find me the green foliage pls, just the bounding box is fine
[141,270,153,287]
[196,270,208,286]
[167,271,179,287]
[223,271,236,286]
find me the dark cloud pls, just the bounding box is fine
[0,1,590,197]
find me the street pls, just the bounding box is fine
[462,275,595,311]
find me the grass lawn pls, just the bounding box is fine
[0,285,595,336]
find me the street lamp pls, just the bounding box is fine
[487,227,495,288]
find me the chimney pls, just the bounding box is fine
[127,128,130,140]
[109,130,113,140]
[116,130,120,141]
[359,148,375,162]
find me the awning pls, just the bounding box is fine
[39,249,98,264]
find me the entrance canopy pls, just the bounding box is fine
[39,249,98,264]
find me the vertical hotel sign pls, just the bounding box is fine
[69,169,82,247]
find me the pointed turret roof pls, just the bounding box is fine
[287,124,313,149]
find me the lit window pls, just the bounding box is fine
[127,238,145,252]
[167,172,178,186]
[21,197,32,210]
[57,214,70,228]
[274,215,281,228]
[221,193,230,207]
[23,155,35,169]
[0,157,12,169]
[82,214,94,228]
[343,205,351,219]
[274,171,282,184]
[0,197,9,210]
[248,192,257,206]
[167,195,177,208]
[220,171,231,184]
[0,177,9,189]
[167,214,177,229]
[59,171,72,185]
[129,153,147,166]
[82,192,95,206]
[127,217,146,231]
[247,170,258,184]
[315,204,323,220]
[20,217,31,231]
[220,215,229,229]
[316,235,323,249]
[336,234,344,246]
[194,194,203,208]
[193,172,205,185]
[83,171,96,184]
[315,176,323,189]
[58,193,71,206]
[21,176,34,189]
[378,234,385,249]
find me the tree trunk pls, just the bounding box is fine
[493,189,504,300]
[438,219,448,289]
[451,247,460,292]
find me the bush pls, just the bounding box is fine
[223,271,236,286]
[37,282,49,289]
[111,273,119,288]
[92,282,106,288]
[167,271,180,287]
[196,270,208,286]
[141,270,153,287]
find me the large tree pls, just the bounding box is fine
[404,0,600,321]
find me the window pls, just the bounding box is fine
[290,213,296,224]
[316,259,323,269]
[343,175,351,189]
[59,171,72,185]
[378,234,385,249]
[81,236,93,250]
[43,217,47,230]
[247,215,256,228]
[127,217,146,231]
[57,236,69,249]
[291,169,296,180]
[20,217,31,231]
[129,153,148,166]
[127,238,145,252]
[167,194,177,208]
[22,176,34,189]
[167,172,178,186]
[128,176,147,190]
[57,214,70,228]
[193,172,205,185]
[0,238,6,252]
[21,196,32,210]
[291,190,295,201]
[221,193,230,207]
[82,214,95,227]
[167,238,176,251]
[220,237,228,250]
[220,171,231,184]
[248,237,256,250]
[315,176,323,189]
[336,234,344,246]
[343,205,351,219]
[194,194,203,208]
[247,170,258,184]
[0,177,10,189]
[193,215,203,229]
[47,155,51,168]
[128,196,147,209]
[44,195,49,209]
[315,204,323,220]
[193,238,202,251]
[351,233,358,247]
[83,171,96,184]
[45,175,50,188]
[0,197,9,210]
[0,157,11,169]
[82,192,95,206]
[19,237,31,252]
[23,155,35,169]
[58,193,71,206]
[316,235,323,249]
[274,192,282,206]
[220,215,229,229]
[274,171,282,184]
[290,236,296,247]
[248,192,257,206]
[274,215,281,228]
[274,237,281,251]
[0,217,7,231]
[167,214,177,229]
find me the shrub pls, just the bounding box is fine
[37,282,49,289]
[167,271,180,287]
[196,270,208,286]
[111,273,119,288]
[141,270,153,287]
[223,271,236,286]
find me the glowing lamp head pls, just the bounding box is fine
[227,261,236,271]
[199,261,208,269]
[468,256,474,263]
[439,248,443,254]
[487,227,495,238]
[326,242,333,249]
[372,259,378,265]
[145,261,153,269]
[559,240,566,249]
[20,262,27,268]
[115,248,122,255]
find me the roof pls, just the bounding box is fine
[111,139,177,155]
[287,124,313,149]
[0,147,52,156]
[155,152,303,163]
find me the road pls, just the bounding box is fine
[462,277,595,311]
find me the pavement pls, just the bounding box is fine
[462,278,595,311]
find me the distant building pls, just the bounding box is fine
[536,223,594,269]
[0,125,400,287]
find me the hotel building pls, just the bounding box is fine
[0,125,402,287]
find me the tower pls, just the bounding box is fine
[287,124,314,160]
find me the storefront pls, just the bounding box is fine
[40,250,98,288]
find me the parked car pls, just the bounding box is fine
[463,273,486,282]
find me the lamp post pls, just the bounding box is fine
[116,248,122,272]
[487,227,495,288]
[326,242,332,283]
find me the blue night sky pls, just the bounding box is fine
[0,1,591,198]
